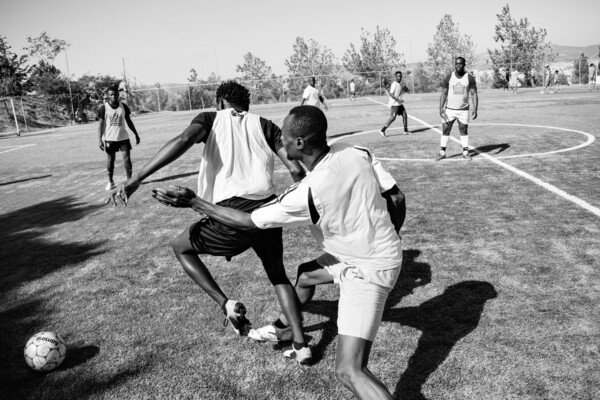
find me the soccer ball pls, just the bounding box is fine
[24,331,67,372]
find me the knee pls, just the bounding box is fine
[172,230,191,256]
[264,262,290,286]
[335,364,357,388]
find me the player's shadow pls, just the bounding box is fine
[299,249,432,363]
[61,345,101,369]
[473,143,510,155]
[143,171,197,184]
[327,130,362,139]
[0,174,52,186]
[388,280,498,400]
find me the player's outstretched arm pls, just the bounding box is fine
[152,185,257,230]
[382,185,406,234]
[109,123,207,206]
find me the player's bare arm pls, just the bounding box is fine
[439,87,449,121]
[276,147,306,183]
[110,123,208,205]
[470,87,479,120]
[125,115,141,144]
[98,119,106,151]
[152,185,257,230]
[319,95,328,110]
[382,185,406,234]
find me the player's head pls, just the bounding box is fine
[215,80,250,111]
[591,63,595,67]
[309,77,316,87]
[555,70,558,74]
[281,105,328,161]
[455,57,466,73]
[395,71,402,82]
[106,85,119,104]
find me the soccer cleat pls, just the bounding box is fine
[379,130,386,138]
[223,300,251,336]
[435,152,446,161]
[283,344,312,365]
[462,152,473,161]
[105,182,116,191]
[248,323,293,343]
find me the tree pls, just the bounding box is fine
[572,53,589,84]
[342,26,404,79]
[285,37,338,77]
[236,52,275,104]
[24,32,69,65]
[426,14,477,88]
[0,36,30,96]
[487,5,555,87]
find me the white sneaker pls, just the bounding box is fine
[248,323,293,342]
[223,300,251,336]
[283,344,312,365]
[379,130,386,137]
[105,182,115,191]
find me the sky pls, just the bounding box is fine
[1,0,599,85]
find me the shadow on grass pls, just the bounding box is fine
[0,196,108,396]
[300,249,432,364]
[0,174,52,186]
[143,171,197,184]
[473,143,510,155]
[389,280,498,400]
[327,130,362,139]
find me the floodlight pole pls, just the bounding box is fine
[64,49,75,125]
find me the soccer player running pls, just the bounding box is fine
[301,77,328,110]
[152,105,406,399]
[109,81,310,360]
[98,85,140,193]
[379,71,409,137]
[437,57,478,161]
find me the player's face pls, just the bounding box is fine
[309,78,315,87]
[395,73,402,82]
[455,59,466,74]
[107,90,119,105]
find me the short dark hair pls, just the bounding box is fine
[107,84,119,93]
[216,80,250,109]
[455,57,466,64]
[287,105,327,148]
[395,70,402,75]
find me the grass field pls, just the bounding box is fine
[1,85,599,400]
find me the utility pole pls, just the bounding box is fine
[64,49,75,125]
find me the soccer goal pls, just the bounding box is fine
[0,97,21,136]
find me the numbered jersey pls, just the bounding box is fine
[443,72,477,110]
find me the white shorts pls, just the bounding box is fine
[443,108,469,125]
[317,252,401,341]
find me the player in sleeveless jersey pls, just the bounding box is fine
[379,71,409,137]
[437,57,478,161]
[152,106,406,398]
[98,85,140,193]
[107,81,310,360]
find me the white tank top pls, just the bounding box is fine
[103,102,129,141]
[197,110,276,204]
[446,72,471,110]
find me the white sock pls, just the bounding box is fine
[460,135,469,149]
[440,135,450,149]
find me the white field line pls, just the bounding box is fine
[0,144,36,154]
[367,97,600,218]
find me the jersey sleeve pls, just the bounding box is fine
[352,146,397,192]
[190,112,217,143]
[259,117,283,153]
[97,105,105,120]
[251,182,319,229]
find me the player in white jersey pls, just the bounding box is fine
[108,81,310,361]
[152,106,406,398]
[437,57,478,161]
[98,85,140,193]
[349,79,356,101]
[301,77,328,110]
[589,63,597,91]
[379,71,409,137]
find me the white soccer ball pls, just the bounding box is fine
[24,331,67,372]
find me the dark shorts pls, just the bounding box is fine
[105,139,132,155]
[391,105,406,114]
[189,195,281,258]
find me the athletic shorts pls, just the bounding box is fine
[444,109,469,125]
[318,252,401,341]
[105,139,132,155]
[189,195,281,258]
[391,105,406,114]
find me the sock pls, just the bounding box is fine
[293,341,307,350]
[463,147,469,155]
[460,134,469,149]
[440,146,447,155]
[273,318,288,329]
[440,135,450,149]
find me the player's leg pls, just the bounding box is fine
[105,145,116,190]
[400,105,409,134]
[437,113,454,160]
[250,228,307,348]
[458,119,471,160]
[335,335,392,399]
[380,107,398,137]
[120,143,133,179]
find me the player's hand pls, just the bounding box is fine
[104,177,141,207]
[151,185,196,208]
[471,110,478,120]
[440,110,449,123]
[135,135,140,145]
[99,142,105,151]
